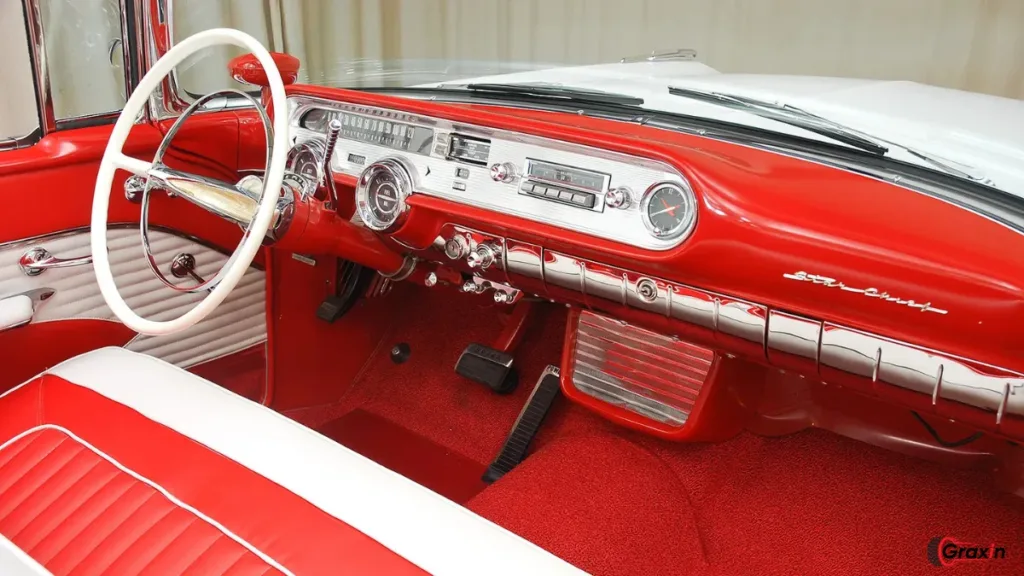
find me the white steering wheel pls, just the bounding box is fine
[92,29,288,336]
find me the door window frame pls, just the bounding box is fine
[2,0,145,151]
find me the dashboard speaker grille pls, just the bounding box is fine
[571,310,714,426]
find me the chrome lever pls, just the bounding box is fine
[322,118,342,209]
[19,247,93,276]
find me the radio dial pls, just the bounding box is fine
[490,162,517,183]
[605,187,632,209]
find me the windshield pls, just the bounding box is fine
[171,0,687,93]
[169,0,1022,199]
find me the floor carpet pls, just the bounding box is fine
[289,287,1024,576]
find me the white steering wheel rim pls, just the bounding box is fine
[92,29,288,336]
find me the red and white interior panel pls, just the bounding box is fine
[0,347,583,576]
[0,228,266,368]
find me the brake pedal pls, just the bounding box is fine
[455,343,518,394]
[483,366,562,483]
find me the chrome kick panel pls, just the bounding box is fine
[288,96,693,250]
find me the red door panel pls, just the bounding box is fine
[0,111,267,385]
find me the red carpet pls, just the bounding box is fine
[284,286,1024,576]
[318,409,488,504]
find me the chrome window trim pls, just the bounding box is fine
[144,0,259,120]
[9,0,144,149]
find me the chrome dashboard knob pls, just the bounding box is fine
[489,162,516,183]
[467,243,499,270]
[605,187,632,209]
[444,236,470,260]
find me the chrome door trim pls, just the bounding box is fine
[0,223,265,272]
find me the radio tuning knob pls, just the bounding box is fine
[467,243,499,270]
[605,187,632,209]
[489,162,517,183]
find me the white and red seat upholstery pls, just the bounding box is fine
[0,348,583,575]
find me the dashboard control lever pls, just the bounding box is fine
[322,118,342,209]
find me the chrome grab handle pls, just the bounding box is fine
[19,247,93,277]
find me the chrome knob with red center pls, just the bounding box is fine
[489,162,517,183]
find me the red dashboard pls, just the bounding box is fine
[278,84,1024,441]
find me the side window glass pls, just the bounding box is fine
[0,1,40,146]
[39,0,126,121]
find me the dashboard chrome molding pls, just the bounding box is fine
[504,243,768,353]
[288,96,695,250]
[783,271,948,315]
[817,323,1022,424]
[499,241,1020,429]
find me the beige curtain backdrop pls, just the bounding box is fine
[3,0,1024,140]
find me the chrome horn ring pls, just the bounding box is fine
[139,88,273,293]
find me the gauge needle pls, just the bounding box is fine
[650,202,679,217]
[660,198,677,217]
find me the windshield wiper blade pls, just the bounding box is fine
[668,86,888,155]
[463,83,645,106]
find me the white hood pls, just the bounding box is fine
[429,61,1024,199]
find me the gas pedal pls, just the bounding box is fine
[483,365,561,483]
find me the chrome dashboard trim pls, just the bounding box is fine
[496,240,1021,427]
[288,96,695,250]
[503,240,543,281]
[766,311,822,369]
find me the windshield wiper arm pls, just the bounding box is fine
[463,83,645,106]
[668,87,888,155]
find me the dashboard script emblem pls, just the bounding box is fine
[783,271,948,315]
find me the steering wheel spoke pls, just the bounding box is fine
[111,153,153,178]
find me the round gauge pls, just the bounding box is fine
[640,182,697,241]
[285,140,326,198]
[300,108,333,132]
[355,158,414,231]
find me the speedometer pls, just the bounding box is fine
[355,158,414,231]
[640,182,697,241]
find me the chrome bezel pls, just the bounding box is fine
[286,139,327,198]
[640,181,698,241]
[355,157,414,232]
